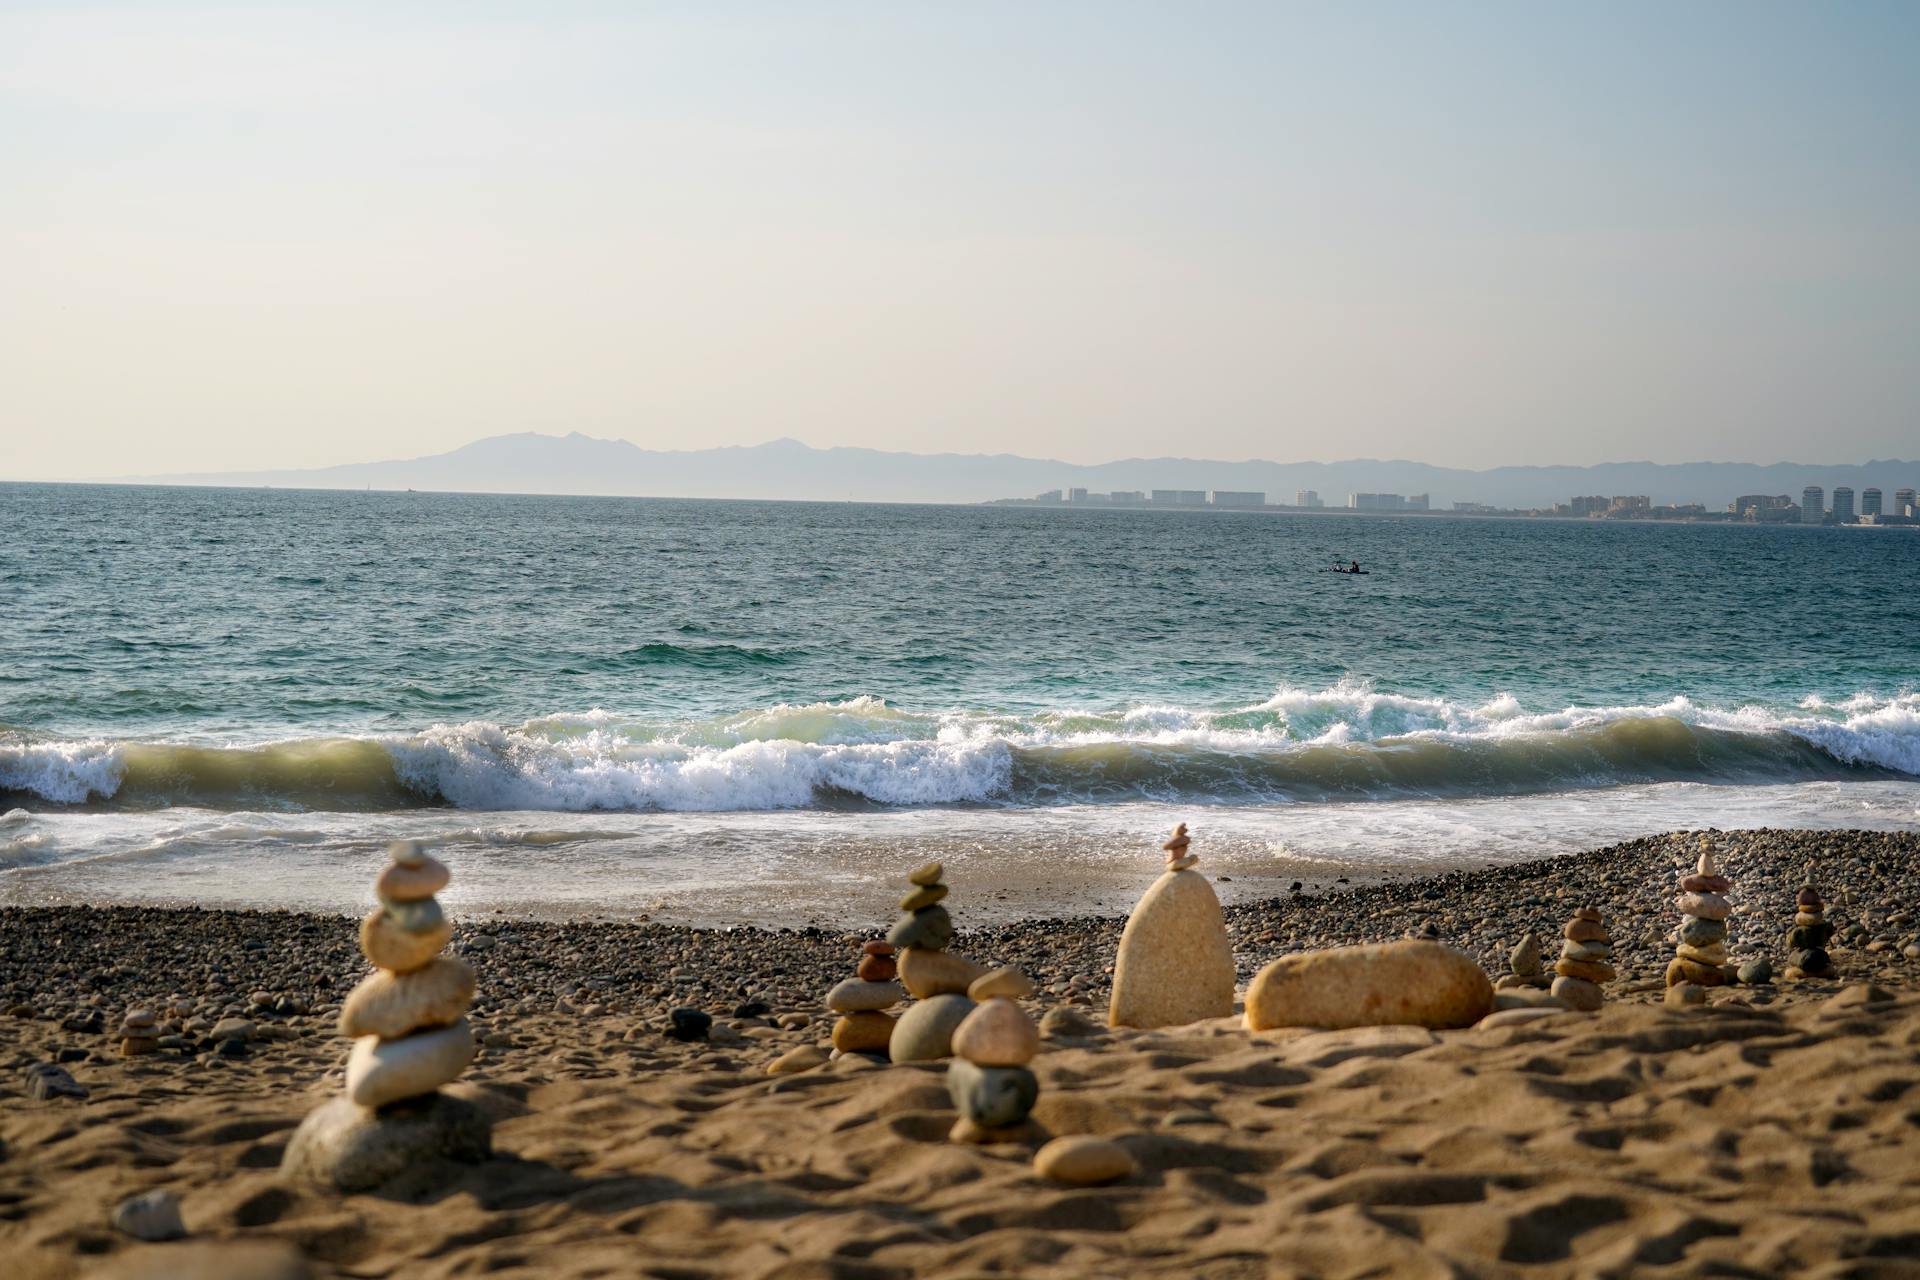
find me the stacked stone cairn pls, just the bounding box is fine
[888,861,985,1062]
[1495,931,1549,991]
[825,941,904,1057]
[947,966,1041,1143]
[119,1008,161,1057]
[1665,844,1732,1006]
[1549,909,1614,1012]
[1785,879,1837,979]
[282,842,491,1191]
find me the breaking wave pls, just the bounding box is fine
[3,684,1915,814]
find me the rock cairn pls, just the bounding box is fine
[1108,823,1236,1029]
[889,860,984,1062]
[118,1008,161,1057]
[947,967,1041,1143]
[1665,844,1731,1001]
[1549,908,1614,1012]
[1786,879,1837,979]
[1496,931,1548,991]
[282,842,491,1191]
[826,941,904,1056]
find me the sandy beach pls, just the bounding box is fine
[5,828,1919,1279]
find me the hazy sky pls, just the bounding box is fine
[3,2,1916,479]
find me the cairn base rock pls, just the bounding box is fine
[1246,940,1493,1031]
[1109,868,1235,1029]
[280,1093,490,1192]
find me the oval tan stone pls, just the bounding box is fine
[339,957,475,1040]
[950,997,1039,1066]
[1034,1135,1135,1185]
[360,909,451,974]
[344,1018,475,1109]
[967,966,1035,1002]
[825,978,904,1013]
[1244,939,1493,1031]
[889,993,975,1063]
[830,1010,895,1054]
[899,946,985,999]
[1108,868,1235,1029]
[376,853,449,903]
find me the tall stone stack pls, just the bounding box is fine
[1666,845,1732,1005]
[1786,880,1837,979]
[825,942,904,1056]
[118,1008,161,1057]
[282,842,491,1191]
[1108,823,1236,1029]
[889,861,985,1062]
[947,967,1042,1143]
[1549,909,1613,1012]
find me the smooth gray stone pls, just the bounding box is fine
[947,1060,1039,1127]
[1679,916,1728,946]
[887,905,952,950]
[280,1093,491,1192]
[888,993,975,1063]
[111,1189,186,1241]
[1737,957,1773,985]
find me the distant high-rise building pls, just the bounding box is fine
[1861,487,1882,517]
[1896,487,1918,518]
[1801,486,1824,524]
[1210,490,1265,508]
[1568,495,1609,517]
[1731,494,1791,518]
[1295,489,1323,509]
[1150,489,1207,506]
[1066,487,1089,503]
[1832,486,1855,524]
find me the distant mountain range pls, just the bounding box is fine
[127,432,1920,511]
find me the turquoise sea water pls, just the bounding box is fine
[2,483,1916,919]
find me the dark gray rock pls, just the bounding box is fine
[111,1189,187,1241]
[25,1062,88,1100]
[664,1007,711,1042]
[947,1059,1039,1127]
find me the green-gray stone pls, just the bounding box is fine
[946,1059,1038,1127]
[888,904,952,950]
[1679,916,1727,946]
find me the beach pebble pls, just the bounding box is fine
[898,946,985,999]
[1109,854,1235,1029]
[1738,957,1774,985]
[345,1019,476,1109]
[281,1093,490,1193]
[830,1011,895,1054]
[111,1190,186,1242]
[339,957,475,1040]
[1245,940,1493,1031]
[968,966,1036,1002]
[907,861,944,887]
[211,1017,255,1043]
[360,909,451,974]
[665,1008,712,1042]
[1478,1007,1572,1030]
[25,1062,88,1100]
[1674,892,1731,921]
[950,998,1039,1066]
[376,849,450,903]
[890,993,976,1063]
[1552,958,1616,983]
[947,1059,1039,1127]
[1563,919,1608,943]
[856,953,897,982]
[1039,1006,1104,1039]
[1034,1135,1135,1186]
[1165,855,1199,871]
[766,1045,828,1075]
[1666,983,1707,1008]
[1549,975,1603,1012]
[825,979,904,1013]
[899,884,949,912]
[887,906,953,952]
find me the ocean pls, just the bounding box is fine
[3,482,1916,923]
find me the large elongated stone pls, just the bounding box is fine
[280,1092,490,1192]
[345,1019,475,1108]
[898,947,984,999]
[339,957,474,1040]
[1109,868,1235,1029]
[1245,940,1493,1031]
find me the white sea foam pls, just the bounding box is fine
[3,685,1916,812]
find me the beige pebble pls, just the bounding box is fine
[907,860,944,887]
[1034,1135,1136,1185]
[376,853,449,903]
[344,1018,475,1109]
[968,966,1035,1002]
[339,957,474,1040]
[951,998,1039,1066]
[359,909,451,973]
[899,947,986,999]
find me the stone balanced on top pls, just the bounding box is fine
[281,842,491,1191]
[1786,879,1837,979]
[825,941,904,1056]
[118,1008,161,1057]
[1549,909,1614,1012]
[1108,823,1236,1029]
[1496,931,1549,991]
[947,966,1042,1143]
[1665,843,1732,1004]
[888,861,985,1062]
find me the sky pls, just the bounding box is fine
[2,1,1917,480]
